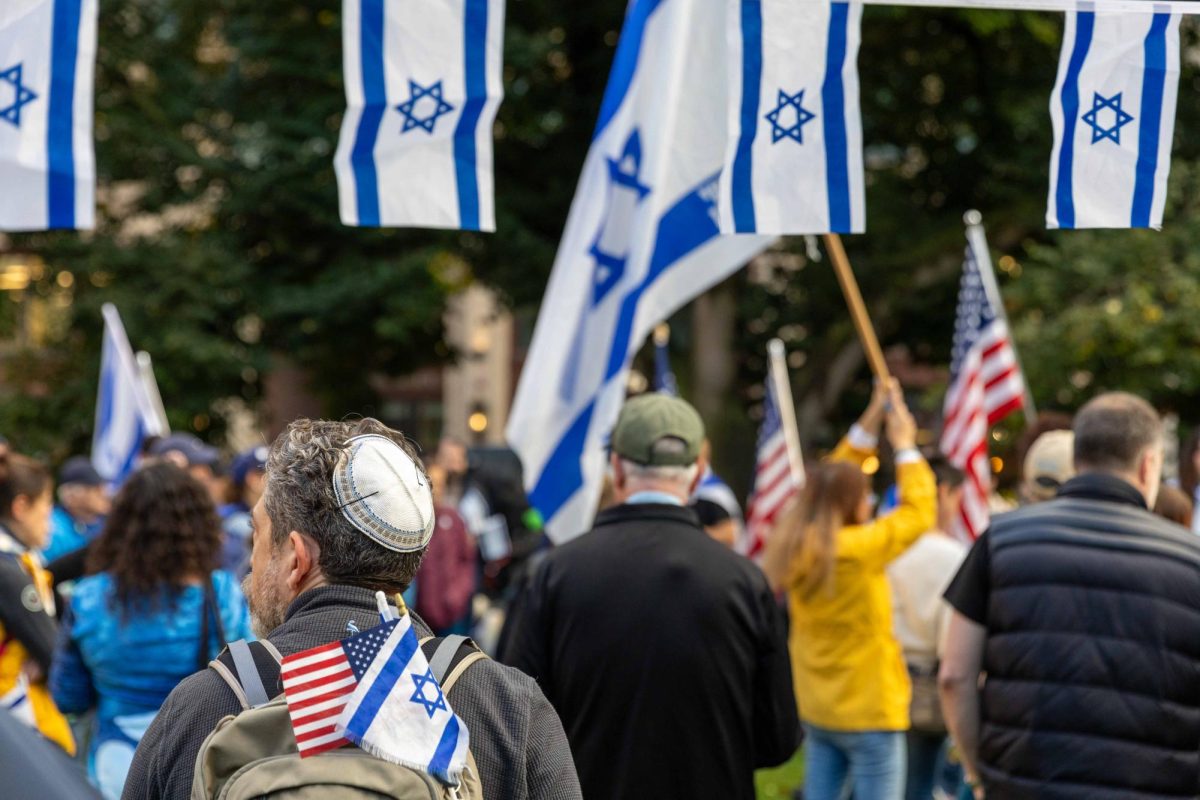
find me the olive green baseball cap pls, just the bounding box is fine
[611,393,705,467]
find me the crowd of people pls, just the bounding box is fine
[1,380,1199,800]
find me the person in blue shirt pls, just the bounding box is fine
[49,462,252,800]
[42,457,110,563]
[218,446,268,578]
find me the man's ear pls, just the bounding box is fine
[689,454,708,497]
[610,453,626,490]
[286,531,320,593]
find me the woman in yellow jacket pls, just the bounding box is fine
[765,380,935,800]
[0,451,74,754]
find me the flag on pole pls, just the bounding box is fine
[743,369,802,557]
[506,0,772,543]
[93,306,167,485]
[719,0,865,235]
[940,231,1026,540]
[0,0,96,231]
[652,323,678,396]
[1047,8,1181,230]
[334,0,504,231]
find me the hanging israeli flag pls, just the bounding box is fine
[506,0,771,543]
[0,0,96,231]
[93,305,167,485]
[334,0,504,231]
[719,0,864,235]
[1047,9,1181,230]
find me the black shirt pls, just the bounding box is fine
[503,503,798,800]
[944,473,1150,624]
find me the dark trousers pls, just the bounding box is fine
[904,729,946,800]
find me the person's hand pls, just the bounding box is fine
[859,377,898,435]
[885,386,917,452]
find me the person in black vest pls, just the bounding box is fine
[503,393,799,800]
[939,392,1200,799]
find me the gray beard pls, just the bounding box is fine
[243,565,288,639]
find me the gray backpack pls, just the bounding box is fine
[191,636,487,800]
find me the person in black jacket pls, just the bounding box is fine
[504,393,799,800]
[939,392,1200,800]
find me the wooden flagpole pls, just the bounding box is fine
[767,338,806,487]
[822,233,890,383]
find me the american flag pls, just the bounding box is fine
[743,375,802,557]
[280,619,399,757]
[940,235,1026,539]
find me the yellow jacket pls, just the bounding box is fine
[786,436,936,732]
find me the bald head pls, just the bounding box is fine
[1073,392,1163,506]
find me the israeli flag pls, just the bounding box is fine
[719,0,864,235]
[336,613,470,785]
[93,305,167,485]
[334,0,504,231]
[1047,9,1181,230]
[506,0,771,543]
[0,0,96,231]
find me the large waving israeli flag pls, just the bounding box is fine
[0,0,96,231]
[334,0,504,231]
[506,0,771,543]
[1047,9,1181,230]
[719,0,864,235]
[93,305,167,485]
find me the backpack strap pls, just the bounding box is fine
[423,635,489,694]
[428,635,469,683]
[209,639,283,711]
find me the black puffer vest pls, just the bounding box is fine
[979,474,1200,800]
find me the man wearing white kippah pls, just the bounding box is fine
[123,418,581,800]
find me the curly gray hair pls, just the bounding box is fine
[263,418,427,593]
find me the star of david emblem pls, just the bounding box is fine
[396,80,455,135]
[765,89,817,145]
[409,668,448,719]
[588,129,651,306]
[1081,92,1134,145]
[0,64,38,129]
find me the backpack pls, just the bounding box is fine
[191,634,487,800]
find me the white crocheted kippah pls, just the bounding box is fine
[332,434,435,553]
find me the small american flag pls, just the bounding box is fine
[940,233,1026,539]
[743,375,802,557]
[280,619,399,757]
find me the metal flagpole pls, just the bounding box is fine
[767,338,806,487]
[963,210,1038,422]
[823,233,891,384]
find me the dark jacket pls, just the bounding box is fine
[503,502,798,800]
[121,585,581,800]
[980,475,1200,799]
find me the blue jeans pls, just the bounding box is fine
[804,724,906,800]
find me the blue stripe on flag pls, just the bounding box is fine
[730,0,762,233]
[427,715,460,783]
[1054,11,1094,230]
[592,0,665,141]
[350,0,387,226]
[821,2,852,233]
[1131,13,1170,228]
[344,622,420,737]
[47,0,83,229]
[453,0,488,230]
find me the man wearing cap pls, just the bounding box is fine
[503,393,798,800]
[218,446,269,578]
[42,457,111,563]
[123,418,580,800]
[149,433,224,506]
[1019,428,1075,505]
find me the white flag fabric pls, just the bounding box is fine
[0,0,96,231]
[719,0,864,235]
[1047,9,1181,230]
[334,0,504,231]
[506,0,771,543]
[93,305,167,485]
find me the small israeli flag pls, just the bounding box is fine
[1047,9,1181,230]
[336,613,470,785]
[334,0,504,231]
[0,0,96,231]
[719,0,865,235]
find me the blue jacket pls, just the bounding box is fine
[49,571,253,724]
[42,506,103,562]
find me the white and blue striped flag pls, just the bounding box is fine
[93,305,167,485]
[0,0,96,231]
[719,0,864,235]
[335,614,470,785]
[334,0,504,231]
[1047,8,1181,230]
[506,0,771,543]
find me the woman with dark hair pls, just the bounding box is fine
[764,381,935,800]
[49,463,251,799]
[0,451,75,754]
